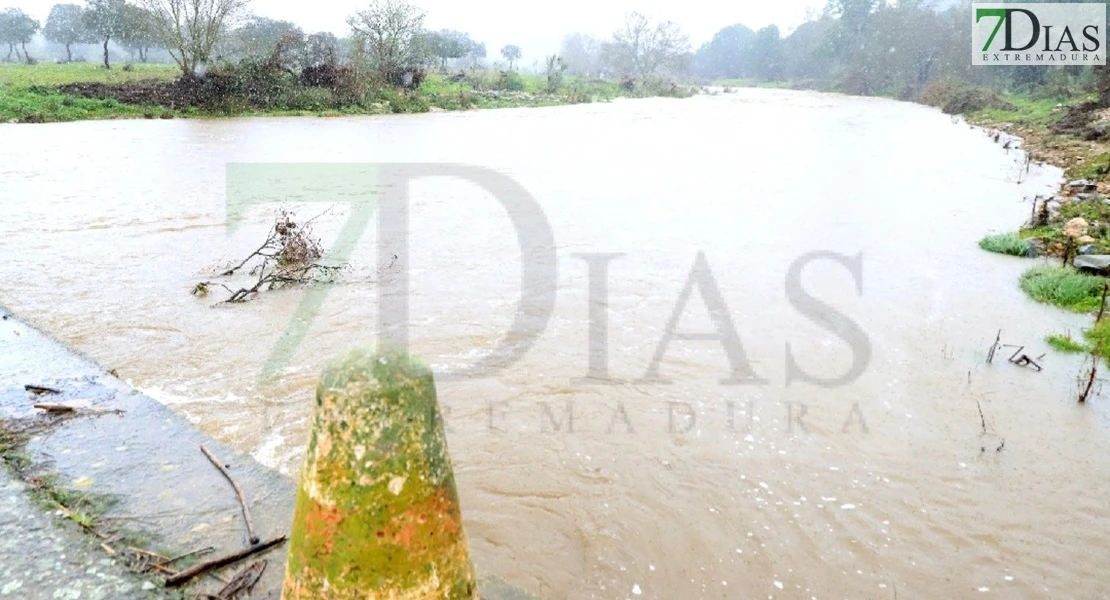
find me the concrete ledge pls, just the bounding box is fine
[0,306,537,599]
[0,306,294,598]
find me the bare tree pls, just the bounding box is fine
[347,0,427,82]
[610,12,689,80]
[137,0,250,78]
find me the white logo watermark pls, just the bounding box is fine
[973,2,1106,65]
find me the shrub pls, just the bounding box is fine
[1019,265,1108,312]
[495,70,524,91]
[377,88,428,113]
[919,80,1014,115]
[284,87,336,111]
[979,232,1030,256]
[301,63,351,88]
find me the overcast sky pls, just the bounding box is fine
[14,0,830,65]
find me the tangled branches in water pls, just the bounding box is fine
[193,208,345,303]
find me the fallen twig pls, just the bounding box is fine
[199,444,259,545]
[164,535,286,587]
[976,400,987,434]
[25,384,61,395]
[32,403,75,413]
[32,403,125,417]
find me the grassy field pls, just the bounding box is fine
[0,62,178,87]
[0,63,181,122]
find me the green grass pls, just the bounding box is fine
[979,232,1031,256]
[0,86,164,122]
[1046,332,1089,353]
[1084,318,1110,357]
[969,92,1094,128]
[0,62,178,87]
[1067,152,1110,182]
[0,63,687,123]
[0,63,180,123]
[1019,265,1108,312]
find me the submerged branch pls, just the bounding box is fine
[194,207,358,304]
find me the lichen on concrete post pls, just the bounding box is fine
[283,344,477,599]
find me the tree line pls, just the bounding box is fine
[554,0,1108,102]
[3,0,1104,104]
[0,0,694,88]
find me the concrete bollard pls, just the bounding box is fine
[283,344,478,599]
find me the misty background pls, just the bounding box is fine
[3,0,968,73]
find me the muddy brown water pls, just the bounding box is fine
[2,89,1110,599]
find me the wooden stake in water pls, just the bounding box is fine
[282,345,477,599]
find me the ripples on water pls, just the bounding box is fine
[2,90,1110,598]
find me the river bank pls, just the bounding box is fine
[0,63,696,124]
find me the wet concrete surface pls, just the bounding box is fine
[0,468,170,599]
[0,306,294,598]
[0,306,536,599]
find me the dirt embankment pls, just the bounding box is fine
[975,101,1110,182]
[50,78,205,108]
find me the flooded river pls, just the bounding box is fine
[2,89,1110,598]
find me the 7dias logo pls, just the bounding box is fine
[973,3,1106,65]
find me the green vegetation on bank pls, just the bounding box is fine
[1019,266,1107,314]
[0,0,703,124]
[0,62,689,123]
[979,232,1030,257]
[1046,332,1088,354]
[1045,321,1110,366]
[971,94,1091,129]
[0,64,178,122]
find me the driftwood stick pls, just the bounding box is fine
[164,535,286,587]
[199,444,259,545]
[32,403,75,413]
